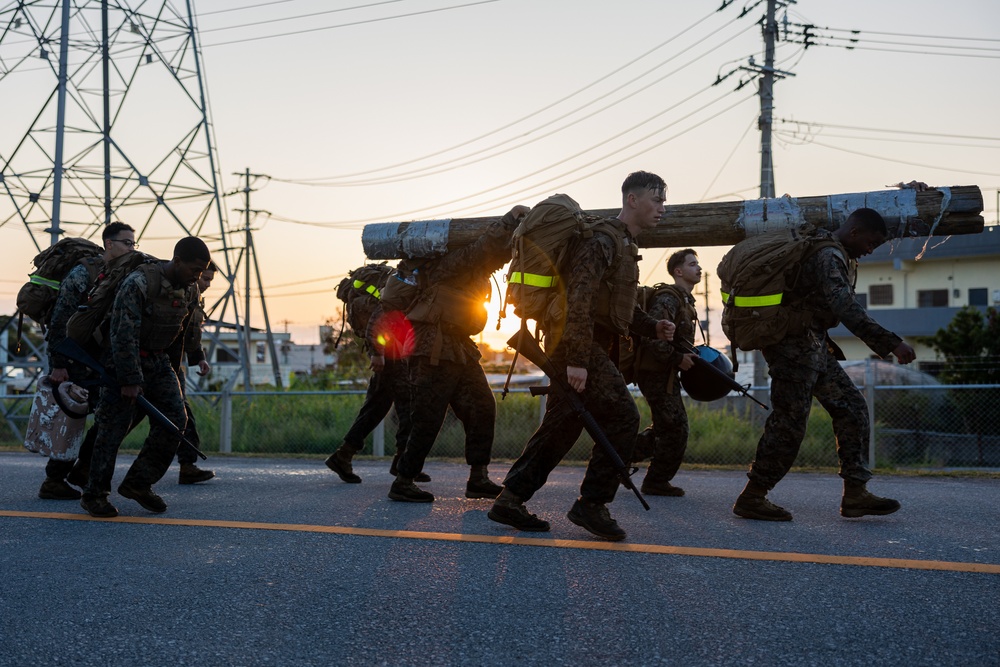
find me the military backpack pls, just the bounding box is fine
[335,263,393,336]
[717,224,843,351]
[503,193,627,329]
[15,237,104,328]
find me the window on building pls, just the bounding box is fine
[869,284,893,306]
[256,342,266,363]
[969,288,988,306]
[917,289,948,308]
[216,348,237,363]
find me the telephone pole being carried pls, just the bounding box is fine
[0,0,256,390]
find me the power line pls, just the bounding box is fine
[776,119,1000,143]
[271,19,757,187]
[197,0,414,35]
[201,0,504,48]
[270,4,737,183]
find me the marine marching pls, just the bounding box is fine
[20,173,927,540]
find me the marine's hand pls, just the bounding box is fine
[197,360,211,376]
[508,204,530,221]
[121,384,142,402]
[678,354,696,371]
[370,354,385,373]
[892,342,916,365]
[50,367,69,384]
[655,320,675,341]
[567,366,587,393]
[890,180,929,192]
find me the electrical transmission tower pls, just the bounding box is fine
[0,1,254,392]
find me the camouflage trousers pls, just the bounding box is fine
[635,369,687,482]
[748,346,872,489]
[84,352,186,499]
[174,369,201,466]
[396,355,495,479]
[342,358,411,454]
[503,341,639,506]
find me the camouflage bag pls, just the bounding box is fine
[336,263,392,335]
[380,259,489,337]
[16,237,104,327]
[503,193,624,328]
[717,224,841,351]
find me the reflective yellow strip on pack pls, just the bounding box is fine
[729,293,783,308]
[353,280,380,299]
[29,275,61,291]
[509,272,559,288]
[720,290,730,304]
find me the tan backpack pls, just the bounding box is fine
[717,224,842,351]
[503,194,624,327]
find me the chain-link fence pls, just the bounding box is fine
[3,381,999,470]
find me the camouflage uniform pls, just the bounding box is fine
[502,228,660,505]
[43,261,104,482]
[394,211,521,479]
[170,292,208,465]
[342,303,412,454]
[634,285,698,484]
[83,266,198,500]
[748,232,902,489]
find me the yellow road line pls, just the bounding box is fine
[4,510,998,574]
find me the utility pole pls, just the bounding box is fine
[235,168,284,389]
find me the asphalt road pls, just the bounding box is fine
[1,451,998,667]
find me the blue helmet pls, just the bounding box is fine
[680,345,735,401]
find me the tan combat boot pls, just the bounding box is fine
[840,479,901,518]
[733,480,792,521]
[325,443,361,483]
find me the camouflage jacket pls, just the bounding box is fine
[561,231,659,368]
[765,234,902,372]
[108,268,199,386]
[407,210,521,365]
[641,285,697,370]
[46,261,105,371]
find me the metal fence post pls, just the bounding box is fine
[374,419,385,457]
[219,386,233,453]
[864,358,876,466]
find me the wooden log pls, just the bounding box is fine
[362,185,984,259]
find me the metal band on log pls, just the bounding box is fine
[361,185,984,259]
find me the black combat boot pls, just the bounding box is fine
[39,477,82,500]
[640,475,685,497]
[389,452,431,482]
[567,498,627,541]
[117,482,167,513]
[488,488,550,532]
[465,464,503,499]
[840,479,901,518]
[80,495,119,518]
[732,480,792,521]
[325,443,362,483]
[179,463,215,485]
[388,476,434,503]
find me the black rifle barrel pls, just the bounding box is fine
[507,330,650,511]
[53,339,208,460]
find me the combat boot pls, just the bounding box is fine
[389,453,431,482]
[66,464,89,489]
[325,443,362,483]
[118,482,167,513]
[640,475,685,497]
[732,480,792,521]
[840,479,901,518]
[388,476,434,503]
[39,477,82,500]
[179,463,215,485]
[80,495,118,518]
[488,489,550,532]
[465,464,502,499]
[567,499,627,541]
[631,429,655,465]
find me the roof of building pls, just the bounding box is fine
[860,225,1000,264]
[829,305,990,338]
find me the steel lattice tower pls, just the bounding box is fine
[0,0,257,391]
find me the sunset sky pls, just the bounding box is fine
[2,0,998,350]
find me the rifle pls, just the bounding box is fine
[507,329,650,511]
[53,338,208,461]
[674,339,769,410]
